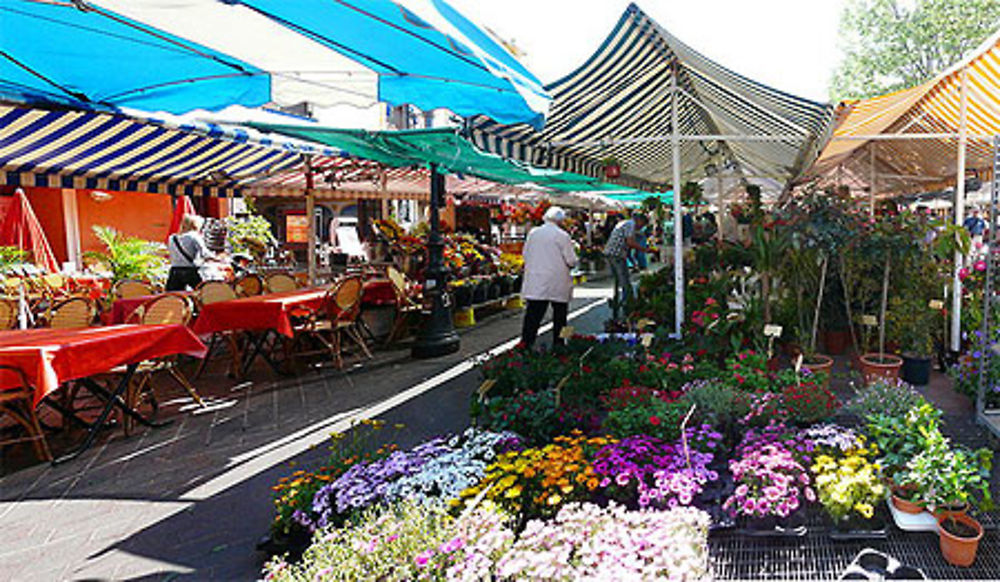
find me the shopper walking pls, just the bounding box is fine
[166,214,210,291]
[520,207,577,348]
[604,213,649,320]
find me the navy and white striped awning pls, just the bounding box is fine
[467,3,835,190]
[0,103,333,197]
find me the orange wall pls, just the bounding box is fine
[76,189,172,254]
[24,188,68,264]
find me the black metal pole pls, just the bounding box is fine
[412,163,460,358]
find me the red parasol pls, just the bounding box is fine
[0,188,59,272]
[167,195,197,240]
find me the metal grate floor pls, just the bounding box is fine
[710,529,1000,580]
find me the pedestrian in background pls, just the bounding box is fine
[520,206,577,348]
[604,212,649,320]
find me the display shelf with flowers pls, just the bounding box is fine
[455,432,610,524]
[723,422,817,533]
[811,440,888,538]
[496,502,711,581]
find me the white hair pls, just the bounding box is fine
[543,206,567,224]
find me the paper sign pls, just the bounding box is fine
[861,315,878,326]
[559,326,575,339]
[763,324,783,338]
[477,379,496,399]
[641,333,654,347]
[929,300,944,310]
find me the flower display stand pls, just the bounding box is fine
[886,499,938,532]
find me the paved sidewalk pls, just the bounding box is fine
[0,285,611,580]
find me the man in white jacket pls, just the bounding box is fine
[520,206,578,348]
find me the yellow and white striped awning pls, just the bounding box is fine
[806,28,1000,195]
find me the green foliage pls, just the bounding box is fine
[831,0,1000,100]
[602,399,688,442]
[866,402,942,475]
[681,381,746,428]
[225,213,276,259]
[0,246,27,273]
[899,428,994,512]
[83,226,167,284]
[886,295,941,356]
[847,378,929,418]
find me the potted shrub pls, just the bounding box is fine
[899,429,993,567]
[865,402,942,489]
[887,296,938,386]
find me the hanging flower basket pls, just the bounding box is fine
[604,164,621,179]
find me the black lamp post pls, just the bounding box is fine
[412,163,460,358]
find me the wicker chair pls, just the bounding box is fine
[234,273,265,297]
[0,365,52,461]
[290,276,372,371]
[0,297,18,329]
[384,266,422,344]
[121,294,204,433]
[196,280,237,306]
[39,297,95,329]
[265,273,298,294]
[114,280,155,300]
[193,281,239,378]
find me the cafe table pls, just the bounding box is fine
[191,287,329,377]
[0,324,206,463]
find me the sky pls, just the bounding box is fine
[447,0,848,103]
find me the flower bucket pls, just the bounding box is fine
[938,513,983,567]
[901,354,932,386]
[858,353,903,385]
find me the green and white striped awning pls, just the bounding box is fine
[467,3,835,191]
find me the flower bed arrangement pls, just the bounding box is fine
[262,331,990,577]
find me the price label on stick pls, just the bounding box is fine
[763,324,783,338]
[929,300,944,310]
[636,318,655,330]
[559,326,575,339]
[641,333,654,347]
[861,314,878,327]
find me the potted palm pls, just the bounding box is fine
[899,429,993,567]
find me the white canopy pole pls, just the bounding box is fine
[868,143,876,217]
[716,172,725,241]
[305,155,316,285]
[672,66,684,338]
[951,67,970,352]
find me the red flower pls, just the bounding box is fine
[649,415,661,426]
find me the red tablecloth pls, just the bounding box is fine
[191,288,328,338]
[103,292,192,325]
[362,279,396,306]
[0,325,207,405]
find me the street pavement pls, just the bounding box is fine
[0,282,612,580]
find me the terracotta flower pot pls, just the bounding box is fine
[891,492,924,515]
[937,513,983,567]
[858,353,903,385]
[803,354,834,388]
[822,329,851,355]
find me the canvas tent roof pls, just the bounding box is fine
[805,27,1000,195]
[465,3,835,192]
[247,123,649,195]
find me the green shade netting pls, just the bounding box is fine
[249,124,656,196]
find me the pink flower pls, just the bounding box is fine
[805,488,816,502]
[975,260,987,272]
[414,549,435,567]
[960,267,970,280]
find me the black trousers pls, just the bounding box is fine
[166,266,202,291]
[521,299,568,348]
